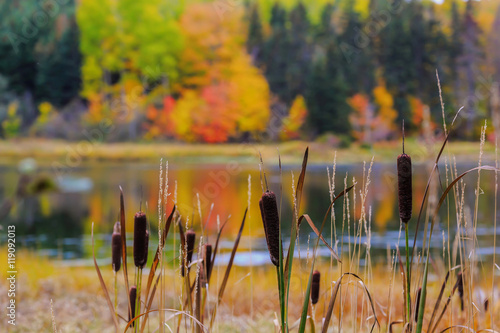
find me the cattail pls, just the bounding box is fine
[397,153,412,223]
[456,272,464,311]
[111,221,122,272]
[484,298,489,312]
[201,244,212,287]
[134,211,148,268]
[414,287,422,322]
[311,270,320,305]
[259,191,281,266]
[128,286,137,327]
[182,230,196,276]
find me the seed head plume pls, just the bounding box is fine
[259,191,281,266]
[111,221,122,272]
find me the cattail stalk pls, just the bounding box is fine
[259,191,281,266]
[398,134,413,327]
[133,211,148,333]
[111,222,121,313]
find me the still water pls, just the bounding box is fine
[0,157,499,266]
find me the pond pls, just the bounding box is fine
[0,156,499,266]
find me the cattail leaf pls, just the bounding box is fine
[209,208,247,330]
[209,216,229,285]
[91,223,119,330]
[119,187,131,318]
[144,205,176,305]
[322,273,379,333]
[298,214,341,262]
[416,165,499,333]
[411,108,462,266]
[427,271,450,331]
[300,184,358,333]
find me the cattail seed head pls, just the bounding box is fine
[484,298,489,312]
[201,244,212,287]
[397,153,412,223]
[111,221,122,272]
[128,286,137,327]
[456,272,464,311]
[134,211,148,268]
[414,287,422,322]
[259,191,281,267]
[311,270,320,305]
[182,230,196,276]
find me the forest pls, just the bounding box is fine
[0,0,499,143]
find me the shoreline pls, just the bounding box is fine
[0,138,495,165]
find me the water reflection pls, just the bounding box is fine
[0,158,499,264]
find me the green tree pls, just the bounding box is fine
[246,2,264,65]
[306,43,350,135]
[36,20,82,108]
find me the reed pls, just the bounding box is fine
[398,130,413,329]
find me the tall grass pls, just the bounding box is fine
[86,118,499,332]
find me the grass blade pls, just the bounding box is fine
[144,205,176,305]
[119,186,131,325]
[91,222,120,331]
[322,273,379,333]
[209,208,247,330]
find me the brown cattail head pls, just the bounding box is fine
[182,230,196,276]
[201,244,212,287]
[111,221,122,272]
[456,272,464,311]
[311,270,320,305]
[484,298,489,312]
[414,287,422,322]
[128,286,137,327]
[134,211,148,268]
[259,191,281,266]
[397,153,412,223]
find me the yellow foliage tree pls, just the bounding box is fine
[372,82,398,141]
[280,95,307,140]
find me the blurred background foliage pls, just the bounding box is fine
[0,0,499,143]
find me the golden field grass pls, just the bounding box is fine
[0,248,498,332]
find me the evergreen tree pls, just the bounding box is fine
[459,0,483,136]
[306,43,350,136]
[338,0,375,95]
[262,3,291,104]
[246,2,264,65]
[380,12,414,123]
[287,2,311,101]
[36,21,82,108]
